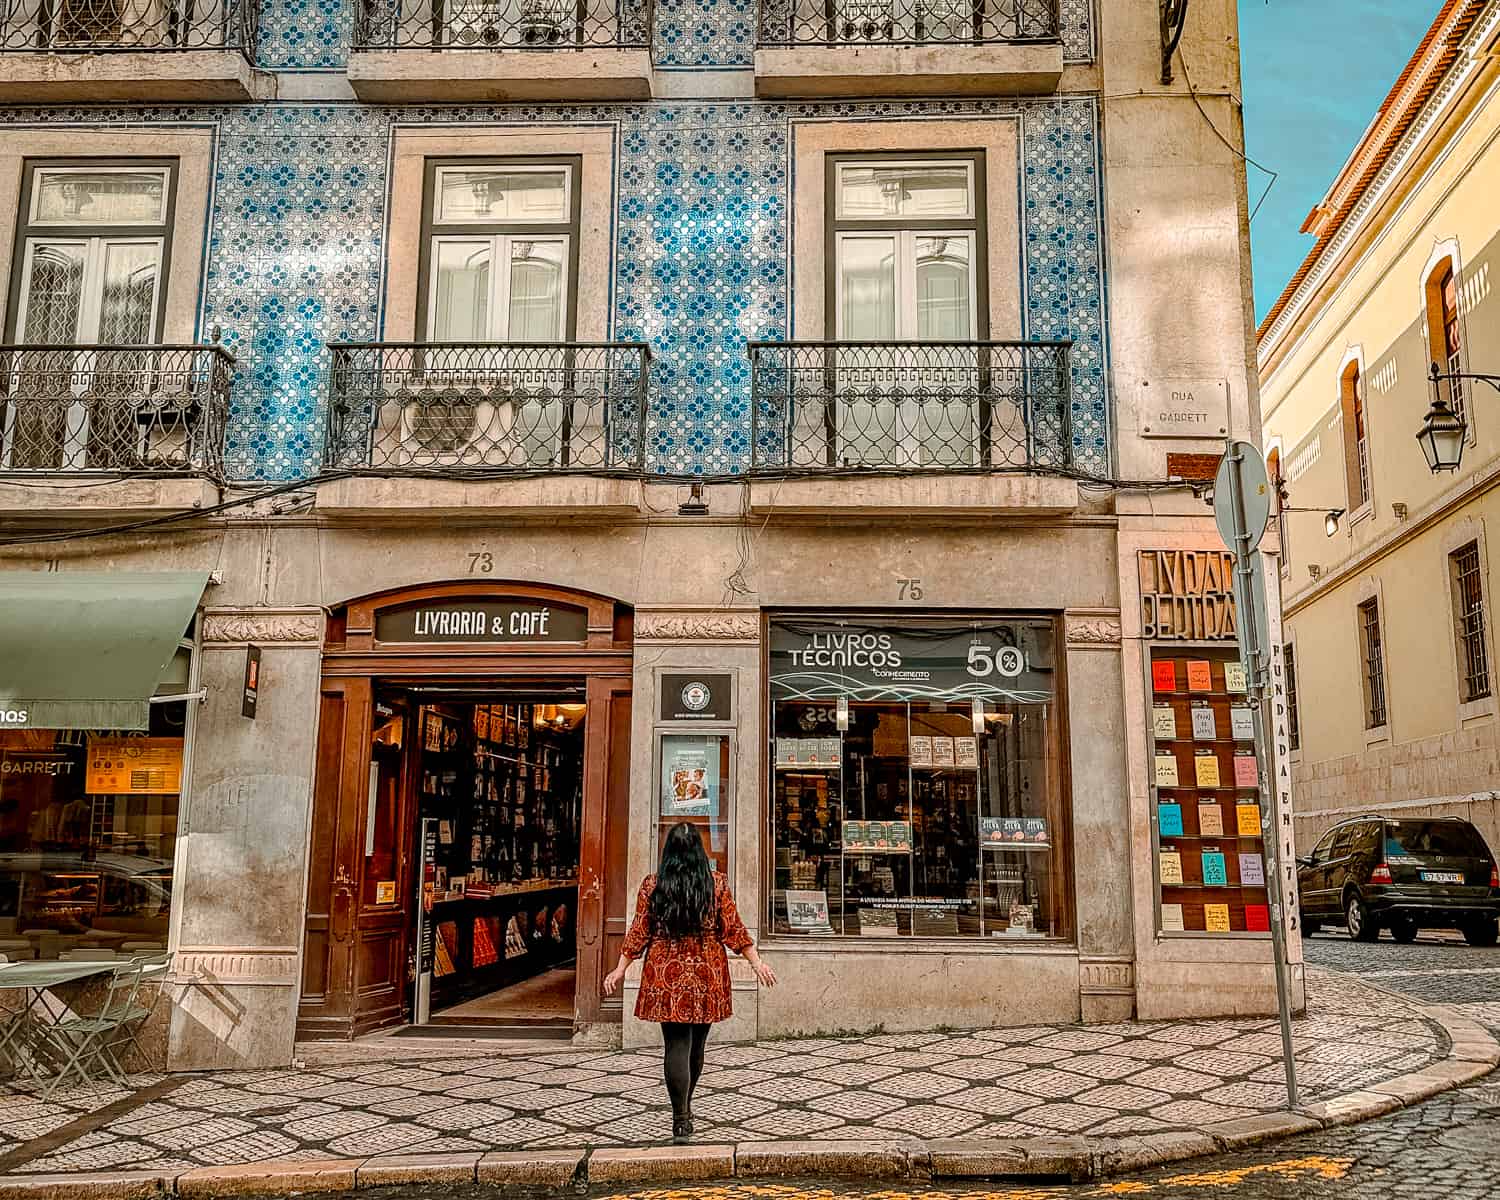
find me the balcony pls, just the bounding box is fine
[317,341,651,516]
[0,343,231,515]
[746,339,1079,513]
[0,0,259,102]
[346,0,655,102]
[754,0,1062,98]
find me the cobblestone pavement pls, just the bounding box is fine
[0,967,1446,1174]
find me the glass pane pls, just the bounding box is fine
[435,168,569,224]
[0,726,181,960]
[839,236,896,340]
[506,241,565,341]
[32,170,168,227]
[838,162,972,220]
[21,242,85,343]
[96,242,161,344]
[431,241,492,341]
[915,236,971,339]
[658,734,732,876]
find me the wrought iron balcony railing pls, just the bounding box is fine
[0,0,259,54]
[326,342,652,473]
[749,340,1072,474]
[757,0,1058,47]
[0,343,232,477]
[352,0,652,50]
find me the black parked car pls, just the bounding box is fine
[1297,816,1500,945]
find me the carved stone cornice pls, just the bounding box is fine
[202,607,324,647]
[173,946,300,986]
[636,610,760,643]
[1065,609,1123,649]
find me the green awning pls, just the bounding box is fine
[0,571,208,730]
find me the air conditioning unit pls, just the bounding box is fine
[838,0,895,41]
[397,392,488,465]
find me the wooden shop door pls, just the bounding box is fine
[574,676,632,1026]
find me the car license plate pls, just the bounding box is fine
[1421,871,1464,884]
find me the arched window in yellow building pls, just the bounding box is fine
[1339,360,1370,510]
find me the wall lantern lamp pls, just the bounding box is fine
[1273,475,1343,539]
[1416,361,1494,474]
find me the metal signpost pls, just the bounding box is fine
[1214,439,1301,1109]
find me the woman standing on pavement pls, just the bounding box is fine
[602,821,777,1144]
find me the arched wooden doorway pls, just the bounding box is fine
[296,581,633,1041]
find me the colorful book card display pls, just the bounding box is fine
[1234,754,1258,788]
[1155,754,1180,788]
[1201,850,1228,886]
[1197,803,1224,837]
[1186,660,1214,692]
[1191,706,1217,740]
[1153,661,1178,693]
[1153,705,1179,740]
[1225,662,1248,693]
[1159,849,1184,885]
[1245,904,1271,931]
[1161,903,1185,932]
[1236,803,1261,836]
[1204,903,1232,932]
[1158,803,1184,837]
[1194,752,1221,788]
[1239,852,1265,887]
[1230,706,1256,741]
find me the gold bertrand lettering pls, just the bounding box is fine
[1138,550,1239,642]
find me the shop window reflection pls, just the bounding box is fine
[0,707,181,960]
[772,695,1062,940]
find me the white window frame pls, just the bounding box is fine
[431,164,572,227]
[424,233,570,344]
[833,159,975,222]
[27,165,171,228]
[5,234,166,471]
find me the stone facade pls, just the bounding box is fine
[0,0,1299,1071]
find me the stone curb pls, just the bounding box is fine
[4,984,1493,1198]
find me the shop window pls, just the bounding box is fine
[657,733,732,875]
[1450,540,1490,703]
[1358,597,1388,729]
[767,618,1067,940]
[418,159,580,343]
[1148,650,1269,935]
[1338,360,1369,510]
[0,704,184,960]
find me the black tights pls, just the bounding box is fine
[661,1021,710,1118]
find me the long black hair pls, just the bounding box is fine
[648,822,714,939]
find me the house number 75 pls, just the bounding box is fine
[897,577,924,601]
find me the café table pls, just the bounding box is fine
[0,960,120,1086]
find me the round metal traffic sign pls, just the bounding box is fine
[1213,439,1272,553]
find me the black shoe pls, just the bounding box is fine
[672,1116,693,1144]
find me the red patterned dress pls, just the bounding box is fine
[621,871,752,1024]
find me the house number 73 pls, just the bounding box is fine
[896,577,924,601]
[468,552,493,574]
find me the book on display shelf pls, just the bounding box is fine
[1158,803,1184,837]
[1245,904,1271,931]
[1236,803,1261,836]
[1197,803,1224,837]
[1155,754,1180,788]
[1204,903,1231,932]
[1161,903,1185,932]
[1186,661,1214,692]
[1231,705,1255,741]
[1194,752,1221,789]
[1233,754,1258,788]
[1201,850,1228,887]
[1225,662,1248,693]
[1159,849,1184,886]
[1191,705,1216,740]
[1239,852,1265,886]
[1153,661,1177,692]
[1153,705,1178,740]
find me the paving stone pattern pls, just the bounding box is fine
[1303,934,1500,1036]
[0,969,1446,1174]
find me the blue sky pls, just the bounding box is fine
[1240,1,1441,320]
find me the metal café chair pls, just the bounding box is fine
[36,958,150,1097]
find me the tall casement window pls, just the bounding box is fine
[1425,257,1466,425]
[1450,540,1490,703]
[8,162,174,347]
[1284,642,1300,752]
[418,159,580,343]
[828,154,987,466]
[1358,597,1388,730]
[1339,361,1370,510]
